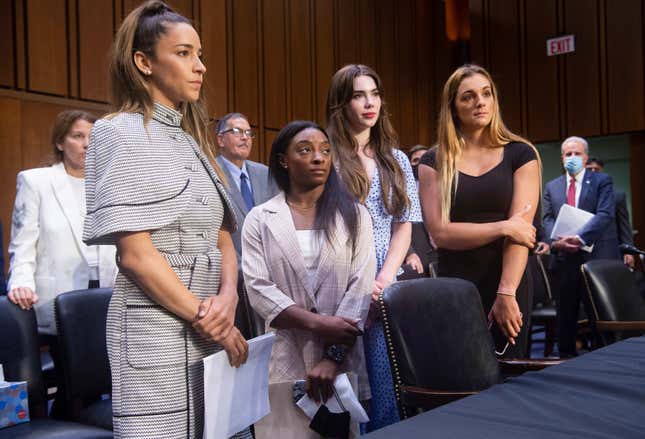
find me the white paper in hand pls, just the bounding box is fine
[551,204,595,252]
[203,332,275,439]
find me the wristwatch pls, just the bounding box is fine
[324,344,347,364]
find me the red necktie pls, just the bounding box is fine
[567,178,576,206]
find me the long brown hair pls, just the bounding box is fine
[326,64,409,217]
[436,64,541,222]
[108,0,222,178]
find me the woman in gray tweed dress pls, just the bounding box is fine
[83,2,251,438]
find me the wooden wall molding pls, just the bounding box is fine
[0,88,109,112]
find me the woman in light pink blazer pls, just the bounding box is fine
[242,121,376,405]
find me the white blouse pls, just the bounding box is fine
[295,230,323,281]
[66,173,99,280]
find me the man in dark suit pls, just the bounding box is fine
[401,144,437,278]
[215,113,278,262]
[586,157,635,268]
[543,136,619,356]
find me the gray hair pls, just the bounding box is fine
[215,112,248,134]
[561,136,589,155]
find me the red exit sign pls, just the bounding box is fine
[547,35,575,56]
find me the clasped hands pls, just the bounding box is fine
[306,314,361,403]
[192,293,248,368]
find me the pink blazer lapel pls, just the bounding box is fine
[262,194,316,303]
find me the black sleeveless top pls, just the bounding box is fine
[419,142,537,311]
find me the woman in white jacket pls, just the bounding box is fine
[7,109,117,335]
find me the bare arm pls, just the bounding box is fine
[490,160,540,341]
[116,231,201,321]
[498,161,540,293]
[214,229,239,309]
[271,305,361,345]
[418,164,534,250]
[194,230,240,339]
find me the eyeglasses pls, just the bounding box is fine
[219,127,256,138]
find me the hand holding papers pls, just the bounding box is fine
[551,204,595,253]
[203,332,275,439]
[296,373,369,423]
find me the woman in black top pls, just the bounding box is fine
[418,65,540,357]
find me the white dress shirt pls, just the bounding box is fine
[566,169,587,245]
[218,155,253,195]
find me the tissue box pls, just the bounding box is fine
[0,381,29,429]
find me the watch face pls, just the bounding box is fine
[327,345,346,363]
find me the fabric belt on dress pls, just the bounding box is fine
[159,250,220,269]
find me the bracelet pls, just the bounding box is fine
[496,291,516,297]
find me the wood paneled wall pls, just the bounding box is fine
[1,0,645,272]
[470,0,645,143]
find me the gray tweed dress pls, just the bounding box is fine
[83,103,252,439]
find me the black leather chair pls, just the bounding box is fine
[379,278,499,418]
[0,297,113,438]
[580,259,645,346]
[55,289,113,430]
[379,278,561,419]
[528,254,557,356]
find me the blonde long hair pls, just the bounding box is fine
[326,64,409,217]
[108,0,222,178]
[436,64,541,222]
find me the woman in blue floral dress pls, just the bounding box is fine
[326,64,421,432]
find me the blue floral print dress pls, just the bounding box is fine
[363,148,421,432]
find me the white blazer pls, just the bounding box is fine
[7,162,117,334]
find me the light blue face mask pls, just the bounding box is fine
[564,155,583,174]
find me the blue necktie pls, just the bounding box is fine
[240,173,254,211]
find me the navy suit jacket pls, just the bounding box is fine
[542,169,619,260]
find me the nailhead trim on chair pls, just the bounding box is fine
[378,289,409,419]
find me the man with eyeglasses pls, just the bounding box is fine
[216,112,278,261]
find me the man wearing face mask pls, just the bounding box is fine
[542,136,619,357]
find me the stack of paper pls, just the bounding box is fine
[551,204,595,252]
[203,332,275,439]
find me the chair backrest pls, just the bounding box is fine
[236,271,264,339]
[55,288,112,400]
[529,255,553,306]
[0,297,47,409]
[379,278,501,398]
[581,260,645,323]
